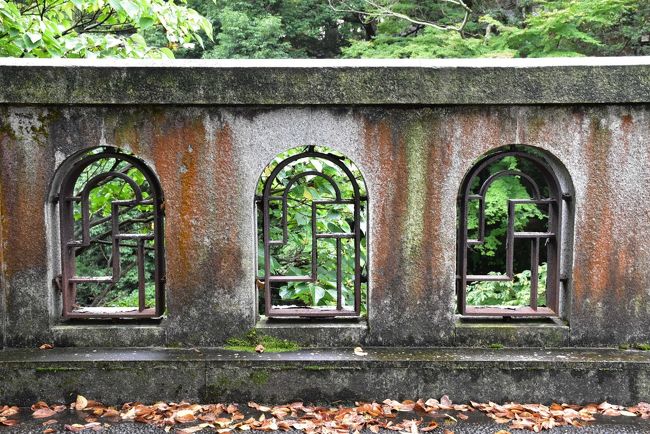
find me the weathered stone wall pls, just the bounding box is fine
[0,58,649,348]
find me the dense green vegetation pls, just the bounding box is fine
[257,147,367,314]
[0,0,211,58]
[464,154,552,307]
[71,152,157,311]
[1,0,647,59]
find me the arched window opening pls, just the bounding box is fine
[256,146,367,318]
[58,148,165,319]
[457,147,565,317]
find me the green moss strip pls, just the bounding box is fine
[224,329,300,353]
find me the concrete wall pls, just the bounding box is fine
[0,58,649,348]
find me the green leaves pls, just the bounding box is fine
[0,0,213,58]
[258,147,367,313]
[467,263,548,307]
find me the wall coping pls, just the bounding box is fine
[1,57,649,105]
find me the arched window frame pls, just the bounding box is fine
[258,146,366,318]
[58,148,165,319]
[457,147,566,317]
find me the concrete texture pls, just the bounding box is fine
[1,58,650,105]
[1,347,650,406]
[0,61,649,350]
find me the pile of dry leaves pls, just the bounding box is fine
[1,397,650,433]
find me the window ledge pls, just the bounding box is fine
[51,324,165,347]
[256,316,368,347]
[454,316,569,347]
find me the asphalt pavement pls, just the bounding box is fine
[2,413,650,434]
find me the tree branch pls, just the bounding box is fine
[328,0,472,33]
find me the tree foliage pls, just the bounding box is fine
[0,0,212,58]
[1,0,647,59]
[257,147,367,314]
[72,153,157,310]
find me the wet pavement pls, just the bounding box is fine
[2,409,650,434]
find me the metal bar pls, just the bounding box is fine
[506,200,515,278]
[466,275,512,282]
[463,306,557,317]
[354,197,362,315]
[314,199,355,205]
[114,234,155,240]
[311,202,317,280]
[268,275,313,282]
[111,202,121,282]
[315,233,355,239]
[267,307,358,318]
[513,232,555,238]
[68,276,113,283]
[530,237,540,310]
[336,238,342,310]
[65,308,158,319]
[137,239,145,312]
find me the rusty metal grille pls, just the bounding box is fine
[257,146,366,318]
[58,148,165,319]
[457,148,564,317]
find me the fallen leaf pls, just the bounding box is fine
[44,429,56,434]
[255,345,265,353]
[0,418,18,427]
[354,347,367,356]
[175,409,197,423]
[0,406,19,417]
[33,408,57,419]
[75,395,88,411]
[39,343,54,350]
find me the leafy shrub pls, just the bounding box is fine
[466,263,548,307]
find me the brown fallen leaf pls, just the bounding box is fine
[64,423,86,432]
[0,417,18,427]
[495,431,512,434]
[39,343,54,350]
[43,429,56,434]
[255,344,265,353]
[75,395,88,411]
[420,421,439,432]
[32,408,57,419]
[175,409,197,423]
[0,406,19,417]
[42,419,58,426]
[31,402,49,411]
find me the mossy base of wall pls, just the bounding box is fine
[1,347,649,406]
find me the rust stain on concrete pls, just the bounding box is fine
[0,131,49,277]
[151,113,206,290]
[209,123,243,290]
[362,116,406,302]
[573,116,617,304]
